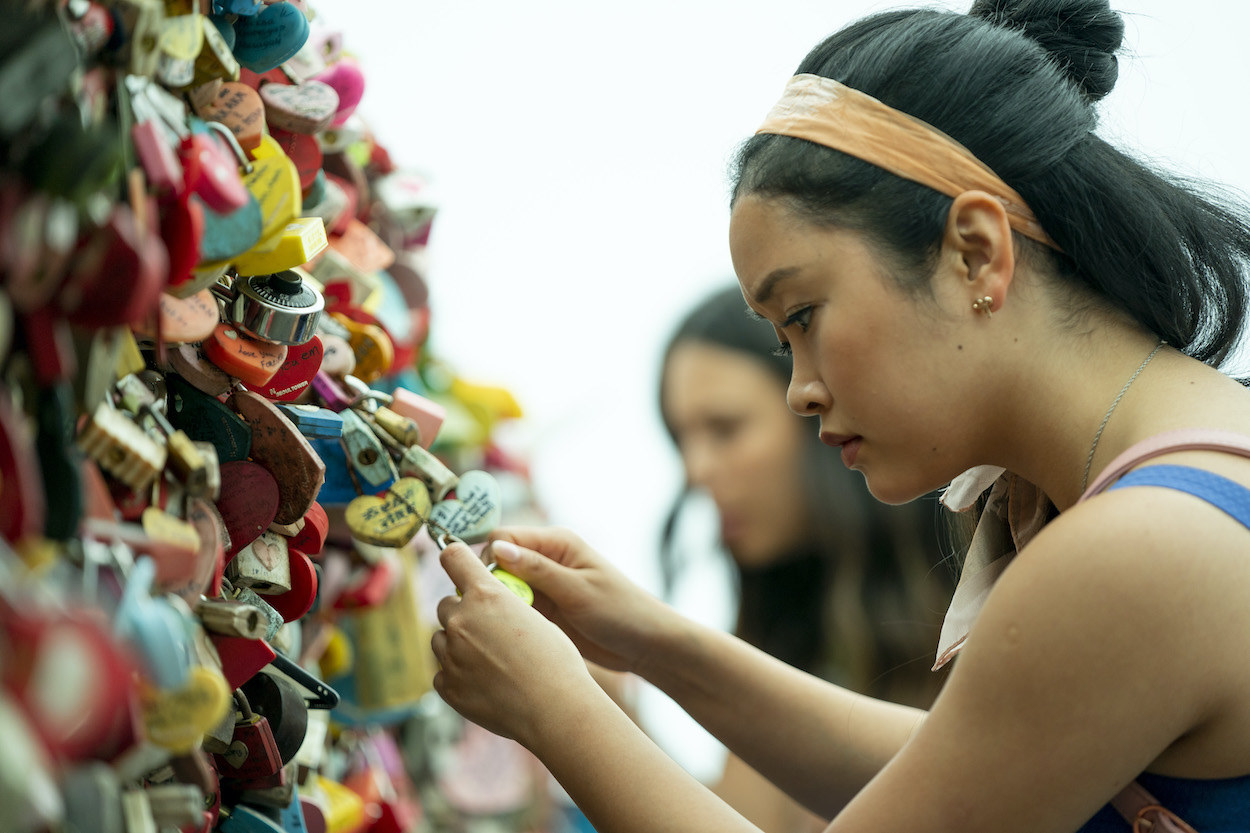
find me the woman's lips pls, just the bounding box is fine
[821,433,862,467]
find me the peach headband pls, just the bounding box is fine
[756,74,1059,251]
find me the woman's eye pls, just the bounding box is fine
[771,342,793,358]
[783,306,813,332]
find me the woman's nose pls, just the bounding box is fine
[786,360,829,416]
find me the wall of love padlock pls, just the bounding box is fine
[0,1,556,831]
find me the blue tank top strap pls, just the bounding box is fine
[1106,464,1250,531]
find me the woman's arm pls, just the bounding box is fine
[637,609,926,815]
[449,528,927,815]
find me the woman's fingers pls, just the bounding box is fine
[439,540,494,593]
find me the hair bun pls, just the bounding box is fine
[969,0,1124,102]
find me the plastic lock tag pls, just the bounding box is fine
[139,663,233,754]
[156,12,205,89]
[231,0,310,73]
[388,387,445,450]
[429,470,503,544]
[192,6,240,84]
[266,127,323,193]
[344,477,431,548]
[229,390,324,524]
[260,79,339,135]
[233,217,328,276]
[181,119,249,214]
[132,289,220,345]
[166,372,253,463]
[182,496,228,601]
[328,312,393,384]
[202,322,287,386]
[311,58,364,127]
[207,633,277,691]
[246,334,323,402]
[166,340,236,397]
[193,82,265,152]
[329,218,395,275]
[216,459,281,559]
[276,403,342,439]
[241,141,303,244]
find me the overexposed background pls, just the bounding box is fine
[309,0,1250,777]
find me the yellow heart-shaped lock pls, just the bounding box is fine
[160,14,205,63]
[344,477,432,547]
[139,664,231,753]
[241,141,301,248]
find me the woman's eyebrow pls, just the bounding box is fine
[753,267,800,305]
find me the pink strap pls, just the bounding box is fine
[1080,428,1250,501]
[1084,427,1250,832]
[1110,781,1201,833]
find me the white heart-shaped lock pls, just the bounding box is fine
[429,470,502,543]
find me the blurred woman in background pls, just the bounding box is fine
[655,285,953,832]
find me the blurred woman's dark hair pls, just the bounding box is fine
[658,285,954,707]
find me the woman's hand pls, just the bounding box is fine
[432,542,595,744]
[481,526,679,675]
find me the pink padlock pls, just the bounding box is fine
[389,387,444,450]
[312,59,365,127]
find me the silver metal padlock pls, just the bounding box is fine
[212,270,324,346]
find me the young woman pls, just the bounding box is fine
[658,286,951,831]
[430,2,1250,831]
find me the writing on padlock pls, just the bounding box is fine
[344,477,431,549]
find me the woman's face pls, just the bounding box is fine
[729,194,984,504]
[662,341,810,566]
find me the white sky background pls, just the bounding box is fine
[308,0,1250,775]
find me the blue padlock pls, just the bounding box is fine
[277,404,343,440]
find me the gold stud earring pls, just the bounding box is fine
[972,296,994,317]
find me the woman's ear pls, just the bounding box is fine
[940,190,1017,315]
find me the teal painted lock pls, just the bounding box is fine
[197,192,263,264]
[232,2,310,73]
[166,372,253,464]
[339,408,398,490]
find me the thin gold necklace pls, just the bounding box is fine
[1081,338,1166,493]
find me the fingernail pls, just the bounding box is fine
[492,540,520,564]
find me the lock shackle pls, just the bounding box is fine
[232,688,256,722]
[204,121,253,175]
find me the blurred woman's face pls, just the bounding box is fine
[663,341,810,566]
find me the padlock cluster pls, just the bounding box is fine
[1,1,546,832]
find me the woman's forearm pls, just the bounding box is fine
[528,680,762,833]
[635,611,927,816]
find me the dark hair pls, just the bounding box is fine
[732,0,1250,368]
[658,286,953,706]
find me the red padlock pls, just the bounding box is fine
[212,690,283,784]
